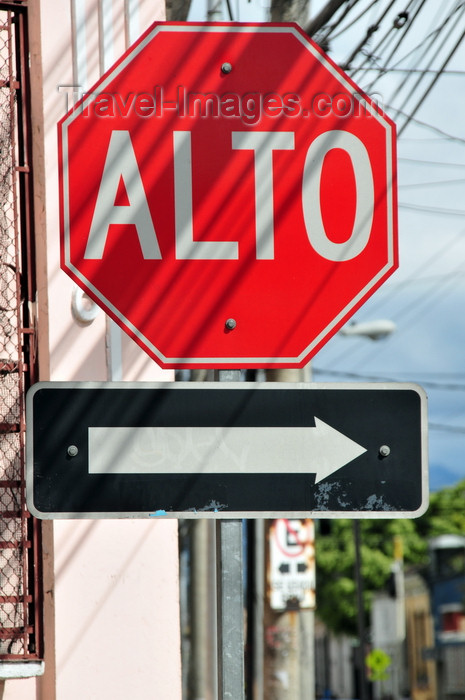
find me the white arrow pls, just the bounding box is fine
[88,419,366,484]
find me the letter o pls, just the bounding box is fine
[302,130,374,261]
[332,93,353,117]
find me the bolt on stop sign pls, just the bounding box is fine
[59,22,398,369]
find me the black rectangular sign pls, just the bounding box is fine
[26,382,428,519]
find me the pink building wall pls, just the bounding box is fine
[3,2,182,699]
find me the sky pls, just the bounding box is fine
[186,0,465,493]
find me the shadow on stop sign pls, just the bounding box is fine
[59,22,397,369]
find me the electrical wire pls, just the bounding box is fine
[398,22,465,134]
[225,0,233,20]
[351,0,426,83]
[385,269,464,328]
[316,0,361,46]
[399,203,465,216]
[343,0,399,69]
[308,0,465,442]
[399,178,465,188]
[384,0,465,71]
[387,106,465,143]
[312,367,465,392]
[362,254,465,320]
[351,1,465,117]
[388,3,465,123]
[429,423,465,434]
[360,66,465,75]
[328,0,381,40]
[362,0,430,88]
[399,157,465,168]
[315,226,465,370]
[383,272,465,283]
[326,265,465,374]
[311,14,465,311]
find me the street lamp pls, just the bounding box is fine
[340,319,397,340]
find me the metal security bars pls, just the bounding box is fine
[0,2,42,660]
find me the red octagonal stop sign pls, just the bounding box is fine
[59,22,397,369]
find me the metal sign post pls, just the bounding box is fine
[216,518,245,700]
[215,369,245,700]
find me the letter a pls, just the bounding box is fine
[85,130,161,259]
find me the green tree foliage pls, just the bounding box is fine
[417,480,465,537]
[315,479,465,635]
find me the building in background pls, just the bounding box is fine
[428,535,465,700]
[0,2,182,699]
[404,572,437,700]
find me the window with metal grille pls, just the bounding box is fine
[445,644,465,695]
[0,2,42,660]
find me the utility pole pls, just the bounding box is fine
[270,0,309,27]
[305,0,349,37]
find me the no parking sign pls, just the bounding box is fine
[269,519,315,610]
